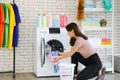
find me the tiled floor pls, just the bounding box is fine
[0,72,120,80]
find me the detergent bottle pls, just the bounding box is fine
[48,14,52,28]
[42,13,47,28]
[37,14,42,28]
[53,13,60,28]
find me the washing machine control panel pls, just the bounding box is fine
[49,28,60,34]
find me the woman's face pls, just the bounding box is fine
[67,30,74,38]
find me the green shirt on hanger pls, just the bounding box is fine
[2,3,9,48]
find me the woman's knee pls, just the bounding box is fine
[77,76,87,80]
[97,63,102,71]
[77,73,88,80]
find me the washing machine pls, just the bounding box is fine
[34,27,71,77]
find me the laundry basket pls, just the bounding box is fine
[59,63,75,80]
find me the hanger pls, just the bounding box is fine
[13,0,15,3]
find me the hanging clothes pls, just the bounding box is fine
[12,3,21,47]
[0,3,5,48]
[7,3,16,50]
[2,3,9,48]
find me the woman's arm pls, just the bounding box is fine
[53,46,78,62]
[60,46,78,58]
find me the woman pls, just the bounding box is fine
[53,22,106,80]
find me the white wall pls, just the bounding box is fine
[0,0,119,73]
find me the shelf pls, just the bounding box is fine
[82,27,112,31]
[88,38,112,49]
[95,45,112,49]
[106,67,113,72]
[84,8,111,12]
[92,45,112,49]
[82,2,114,73]
[102,61,113,72]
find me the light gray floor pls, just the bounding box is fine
[0,72,120,80]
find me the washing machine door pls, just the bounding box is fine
[47,39,64,52]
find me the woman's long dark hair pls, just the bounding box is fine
[66,22,88,46]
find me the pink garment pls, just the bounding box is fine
[48,54,60,65]
[102,38,111,42]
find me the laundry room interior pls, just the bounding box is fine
[0,0,120,80]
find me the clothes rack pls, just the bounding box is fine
[0,0,16,78]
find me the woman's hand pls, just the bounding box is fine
[58,52,64,56]
[52,56,62,63]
